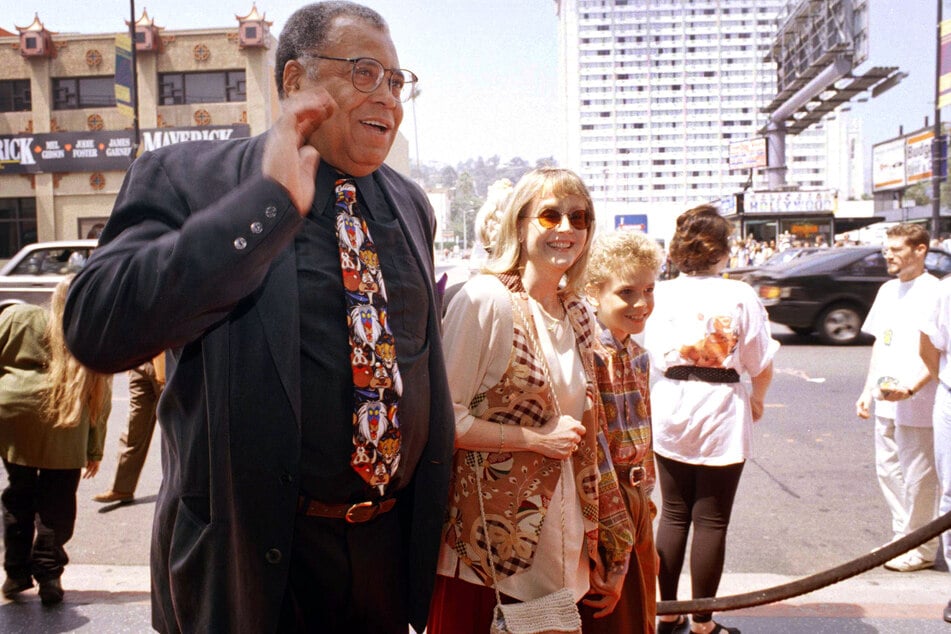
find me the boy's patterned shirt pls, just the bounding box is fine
[593,326,655,494]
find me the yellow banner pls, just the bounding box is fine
[114,34,135,119]
[939,20,951,109]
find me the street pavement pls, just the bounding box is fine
[1,317,950,632]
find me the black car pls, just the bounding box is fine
[723,246,822,283]
[748,246,951,345]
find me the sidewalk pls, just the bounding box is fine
[0,565,947,632]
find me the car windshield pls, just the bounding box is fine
[10,247,89,276]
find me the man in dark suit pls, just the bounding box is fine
[62,2,454,633]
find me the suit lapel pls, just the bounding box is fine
[373,169,436,303]
[245,138,302,424]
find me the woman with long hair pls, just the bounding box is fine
[0,278,111,605]
[427,167,634,633]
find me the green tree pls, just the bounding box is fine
[450,172,484,250]
[905,183,931,206]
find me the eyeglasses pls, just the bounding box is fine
[522,209,591,231]
[304,54,418,102]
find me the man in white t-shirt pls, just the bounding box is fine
[920,276,951,622]
[856,223,939,572]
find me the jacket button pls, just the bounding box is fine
[265,548,282,564]
[280,473,294,485]
[234,237,247,250]
[265,204,277,218]
[250,221,263,234]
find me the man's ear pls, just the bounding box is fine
[282,59,306,96]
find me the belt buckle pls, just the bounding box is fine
[629,465,646,487]
[345,501,378,524]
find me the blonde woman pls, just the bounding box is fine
[0,279,111,605]
[428,167,634,633]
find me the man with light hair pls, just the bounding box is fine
[856,223,939,572]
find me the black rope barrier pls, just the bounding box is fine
[657,508,951,615]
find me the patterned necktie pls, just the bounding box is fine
[335,178,402,496]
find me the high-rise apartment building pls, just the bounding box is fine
[554,0,841,238]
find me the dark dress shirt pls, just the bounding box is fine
[295,163,431,502]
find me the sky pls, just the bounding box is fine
[7,0,939,169]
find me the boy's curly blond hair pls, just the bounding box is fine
[586,230,663,292]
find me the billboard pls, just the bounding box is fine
[0,125,250,175]
[872,138,906,192]
[872,128,947,192]
[769,0,868,97]
[728,138,768,171]
[905,129,936,185]
[614,214,647,232]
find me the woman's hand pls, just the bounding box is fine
[582,556,627,618]
[83,460,100,479]
[528,415,585,459]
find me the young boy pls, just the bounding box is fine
[584,230,664,634]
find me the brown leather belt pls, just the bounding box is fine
[297,496,396,524]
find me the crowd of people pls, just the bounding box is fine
[0,2,947,634]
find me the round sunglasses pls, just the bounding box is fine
[522,209,591,230]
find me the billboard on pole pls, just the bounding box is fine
[940,19,951,109]
[114,33,135,119]
[728,138,767,171]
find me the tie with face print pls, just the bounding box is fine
[334,178,402,496]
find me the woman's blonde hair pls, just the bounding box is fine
[484,167,596,294]
[44,278,111,429]
[586,230,664,292]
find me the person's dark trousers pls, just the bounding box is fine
[1,460,81,583]
[278,507,408,634]
[112,363,162,495]
[654,454,744,623]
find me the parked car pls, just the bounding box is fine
[749,246,951,345]
[723,246,822,282]
[0,240,98,312]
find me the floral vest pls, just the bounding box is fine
[442,273,633,584]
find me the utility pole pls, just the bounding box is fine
[129,0,140,157]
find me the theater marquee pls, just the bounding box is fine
[0,124,250,175]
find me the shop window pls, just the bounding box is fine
[0,198,38,259]
[159,71,246,105]
[52,76,115,109]
[0,80,31,112]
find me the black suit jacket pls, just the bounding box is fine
[63,134,454,633]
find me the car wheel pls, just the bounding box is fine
[816,303,863,345]
[789,326,813,337]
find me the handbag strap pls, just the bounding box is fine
[471,290,572,611]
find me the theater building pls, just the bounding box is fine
[0,8,281,259]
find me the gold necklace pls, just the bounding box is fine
[531,298,566,332]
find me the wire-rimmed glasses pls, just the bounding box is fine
[304,54,418,102]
